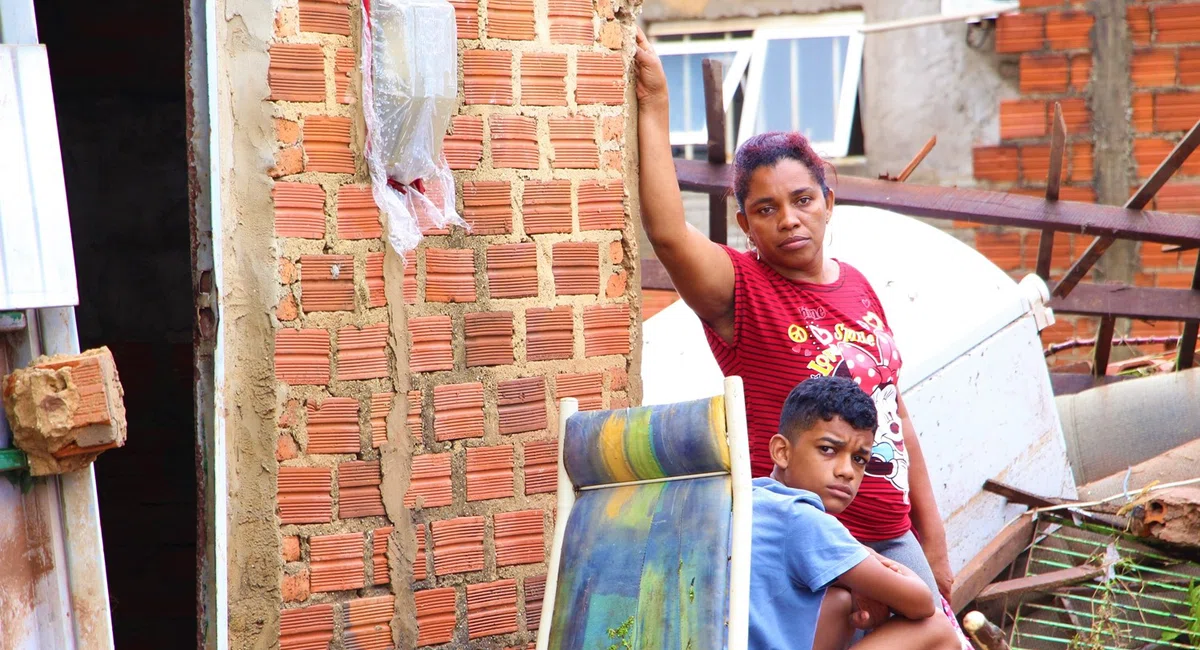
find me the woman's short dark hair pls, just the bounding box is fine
[778,376,878,439]
[732,131,831,213]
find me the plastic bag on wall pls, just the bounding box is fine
[361,0,465,256]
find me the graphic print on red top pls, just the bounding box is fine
[703,246,910,542]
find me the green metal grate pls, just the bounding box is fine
[1010,513,1200,649]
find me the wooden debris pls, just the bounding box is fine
[879,135,937,182]
[963,611,1010,650]
[982,479,1060,508]
[975,564,1105,603]
[2,346,127,476]
[951,513,1036,613]
[1130,486,1200,547]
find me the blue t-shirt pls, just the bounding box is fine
[750,477,869,650]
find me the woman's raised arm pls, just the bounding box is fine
[634,29,735,338]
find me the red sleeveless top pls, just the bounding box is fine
[704,246,911,542]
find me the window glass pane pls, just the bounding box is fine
[754,36,848,144]
[662,53,687,133]
[660,49,737,138]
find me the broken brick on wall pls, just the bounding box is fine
[969,0,1200,367]
[265,0,639,647]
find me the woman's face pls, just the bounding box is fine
[736,158,835,275]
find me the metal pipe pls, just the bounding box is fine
[1055,367,1200,485]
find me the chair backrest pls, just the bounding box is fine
[536,376,751,650]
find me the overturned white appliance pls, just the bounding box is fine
[641,205,1076,572]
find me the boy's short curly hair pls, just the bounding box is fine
[778,376,878,439]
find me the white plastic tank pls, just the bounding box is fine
[641,205,1077,572]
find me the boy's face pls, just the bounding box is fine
[769,416,874,514]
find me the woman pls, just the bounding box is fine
[633,30,954,608]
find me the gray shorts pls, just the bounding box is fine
[863,530,940,609]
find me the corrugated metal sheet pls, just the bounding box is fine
[0,45,78,309]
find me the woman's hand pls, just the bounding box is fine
[633,28,668,110]
[928,552,954,601]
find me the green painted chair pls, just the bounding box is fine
[535,377,752,650]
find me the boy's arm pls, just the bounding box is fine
[834,551,936,620]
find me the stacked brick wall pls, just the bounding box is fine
[264,0,637,646]
[969,0,1200,368]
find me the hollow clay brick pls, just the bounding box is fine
[520,54,568,106]
[432,516,486,575]
[463,50,514,105]
[488,0,535,40]
[552,242,600,295]
[583,304,630,357]
[465,312,515,367]
[306,397,360,454]
[1,347,127,475]
[466,446,515,501]
[268,44,324,102]
[467,579,519,638]
[426,248,477,303]
[497,377,547,435]
[303,116,355,174]
[406,453,453,508]
[526,306,573,362]
[280,603,334,649]
[433,383,485,441]
[274,182,326,238]
[494,509,543,566]
[337,185,382,240]
[487,243,538,298]
[336,323,390,381]
[409,315,454,373]
[462,181,513,234]
[548,0,592,44]
[414,588,456,646]
[522,180,571,234]
[369,392,393,448]
[300,254,355,312]
[522,440,557,494]
[577,181,624,231]
[450,0,480,39]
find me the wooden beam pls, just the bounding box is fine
[1048,282,1200,321]
[674,159,1200,247]
[701,58,728,246]
[1055,119,1200,297]
[1177,260,1200,370]
[895,135,937,182]
[1036,103,1068,280]
[983,479,1061,509]
[974,564,1105,603]
[641,257,675,291]
[951,513,1037,613]
[1093,316,1116,377]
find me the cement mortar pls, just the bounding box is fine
[219,0,281,647]
[381,245,420,648]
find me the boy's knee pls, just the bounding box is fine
[920,612,960,650]
[824,587,853,617]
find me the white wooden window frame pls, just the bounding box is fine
[652,12,865,158]
[653,38,752,146]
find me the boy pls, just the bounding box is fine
[750,377,960,650]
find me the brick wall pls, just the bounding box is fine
[264,0,636,646]
[969,0,1199,368]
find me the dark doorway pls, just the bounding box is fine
[31,1,195,647]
